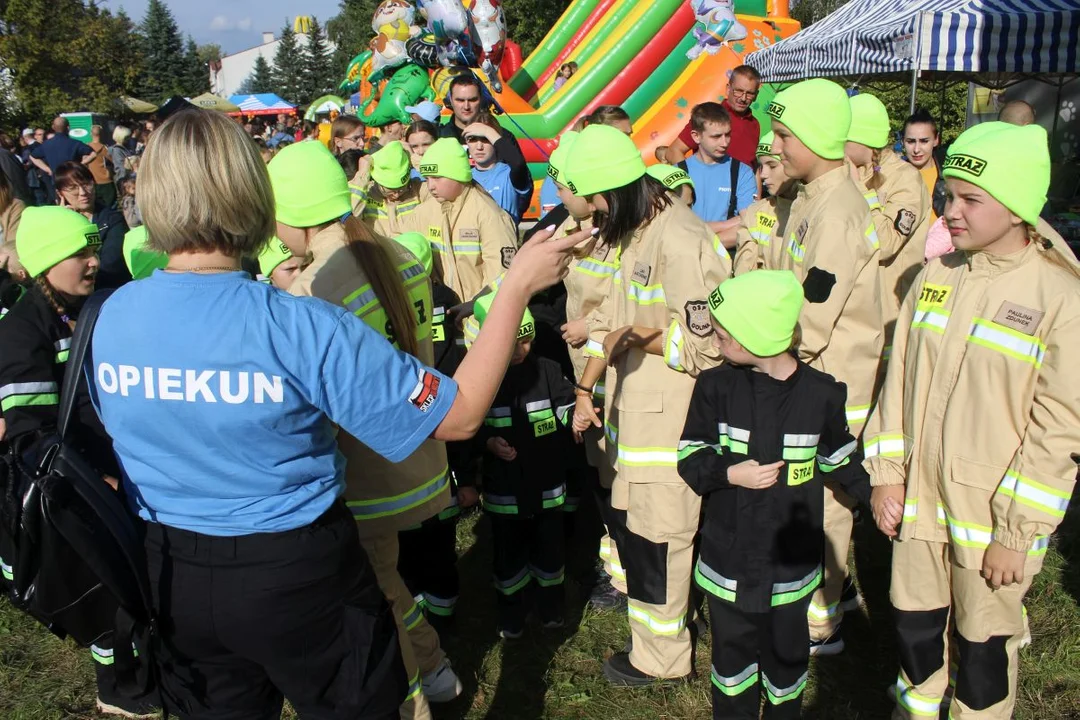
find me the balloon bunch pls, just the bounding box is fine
[686,0,748,60]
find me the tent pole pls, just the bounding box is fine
[909,13,923,114]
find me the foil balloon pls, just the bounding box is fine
[369,37,411,81]
[686,0,748,60]
[340,50,373,93]
[469,0,506,92]
[406,32,441,68]
[416,0,472,43]
[361,63,436,127]
[371,0,419,39]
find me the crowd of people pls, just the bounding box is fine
[0,62,1076,720]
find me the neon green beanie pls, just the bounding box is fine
[564,124,646,196]
[258,236,294,278]
[393,231,433,276]
[767,79,851,160]
[371,141,413,189]
[546,131,579,191]
[473,291,535,340]
[646,164,694,191]
[122,225,167,280]
[418,138,473,183]
[847,94,891,148]
[756,131,780,159]
[942,121,1049,226]
[268,141,352,228]
[708,270,804,357]
[16,206,100,278]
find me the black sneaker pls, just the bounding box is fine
[603,651,693,687]
[809,633,845,657]
[839,577,863,613]
[589,580,627,610]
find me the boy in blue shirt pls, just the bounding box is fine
[681,102,757,248]
[464,118,532,225]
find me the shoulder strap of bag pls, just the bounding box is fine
[727,158,741,220]
[57,290,114,440]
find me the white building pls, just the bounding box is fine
[209,18,336,99]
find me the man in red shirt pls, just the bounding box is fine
[660,65,762,167]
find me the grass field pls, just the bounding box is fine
[2,506,1079,720]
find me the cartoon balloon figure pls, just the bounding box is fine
[686,0,748,60]
[370,0,422,79]
[469,0,506,92]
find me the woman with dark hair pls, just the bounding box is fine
[53,161,129,288]
[567,124,731,686]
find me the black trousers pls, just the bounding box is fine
[488,509,565,631]
[397,511,460,619]
[144,501,405,720]
[708,596,810,720]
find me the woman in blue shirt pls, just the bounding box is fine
[88,108,583,720]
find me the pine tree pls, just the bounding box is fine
[181,36,209,95]
[239,54,274,95]
[137,0,185,101]
[302,17,334,102]
[271,22,305,105]
[327,0,381,69]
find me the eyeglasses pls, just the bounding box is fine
[343,132,365,143]
[730,89,758,99]
[60,182,93,194]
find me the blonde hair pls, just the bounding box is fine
[112,125,132,144]
[138,109,275,256]
[341,215,420,357]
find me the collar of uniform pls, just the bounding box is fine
[308,222,348,260]
[965,239,1037,276]
[799,164,849,201]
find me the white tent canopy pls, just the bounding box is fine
[747,0,1080,82]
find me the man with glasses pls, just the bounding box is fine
[660,65,762,167]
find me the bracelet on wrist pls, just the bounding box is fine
[574,383,594,395]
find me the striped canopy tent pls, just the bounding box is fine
[747,0,1079,91]
[226,93,297,117]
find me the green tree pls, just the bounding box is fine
[138,0,185,101]
[502,0,571,57]
[0,0,143,124]
[181,35,209,95]
[302,17,334,102]
[239,54,274,95]
[271,22,305,105]
[196,42,222,66]
[327,0,380,70]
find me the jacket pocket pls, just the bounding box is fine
[615,390,663,414]
[950,456,1007,493]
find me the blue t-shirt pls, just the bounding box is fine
[89,270,457,536]
[684,154,756,223]
[473,162,529,224]
[538,175,560,214]
[31,133,92,174]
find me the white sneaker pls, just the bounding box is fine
[422,658,463,703]
[809,634,845,657]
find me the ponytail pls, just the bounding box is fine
[35,275,77,331]
[341,215,420,357]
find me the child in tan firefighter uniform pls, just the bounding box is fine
[767,79,884,654]
[733,133,797,276]
[268,142,462,716]
[866,122,1080,720]
[413,138,518,304]
[351,141,429,236]
[568,125,731,685]
[474,291,577,638]
[844,93,931,364]
[679,270,874,719]
[394,231,474,626]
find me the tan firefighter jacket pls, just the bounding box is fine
[854,149,931,354]
[732,188,795,276]
[290,223,450,538]
[352,177,430,237]
[777,165,884,436]
[864,224,1080,569]
[598,200,732,484]
[413,184,518,302]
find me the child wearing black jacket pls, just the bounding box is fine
[474,290,577,639]
[678,270,876,719]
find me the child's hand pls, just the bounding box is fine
[981,540,1026,589]
[871,485,905,538]
[572,394,601,434]
[486,437,517,462]
[561,318,589,348]
[458,485,480,508]
[727,460,783,489]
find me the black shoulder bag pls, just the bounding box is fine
[5,290,156,698]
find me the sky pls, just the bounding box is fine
[101,0,342,54]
